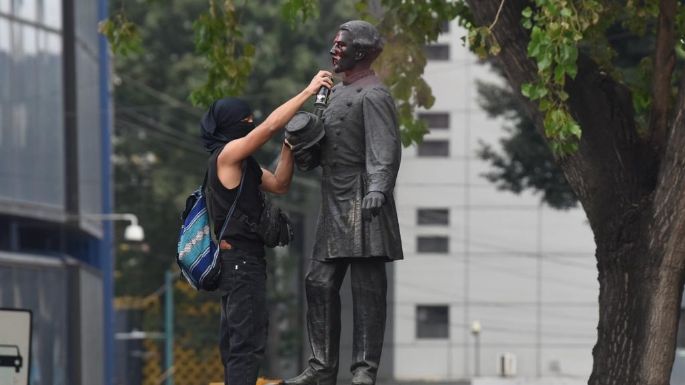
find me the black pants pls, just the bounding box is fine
[305,258,387,385]
[218,250,268,385]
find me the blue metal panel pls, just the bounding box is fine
[96,0,113,383]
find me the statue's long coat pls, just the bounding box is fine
[312,73,404,261]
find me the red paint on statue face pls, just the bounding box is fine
[330,30,356,74]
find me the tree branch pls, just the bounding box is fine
[649,0,677,153]
[465,0,655,230]
[489,0,507,31]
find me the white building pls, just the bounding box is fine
[391,22,598,383]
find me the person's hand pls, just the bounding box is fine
[305,70,333,95]
[362,191,386,221]
[294,147,320,171]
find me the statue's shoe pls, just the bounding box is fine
[282,367,336,385]
[350,371,374,385]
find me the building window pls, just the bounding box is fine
[419,112,450,130]
[417,209,449,226]
[417,305,449,339]
[678,309,685,348]
[425,44,449,61]
[417,140,449,157]
[441,20,450,33]
[417,236,449,253]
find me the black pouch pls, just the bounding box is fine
[256,193,294,248]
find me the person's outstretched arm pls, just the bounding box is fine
[219,70,333,165]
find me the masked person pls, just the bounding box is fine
[201,70,333,385]
[283,21,403,385]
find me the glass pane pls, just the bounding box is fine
[417,140,449,157]
[0,17,8,51]
[418,112,450,130]
[678,309,685,348]
[13,0,37,21]
[417,236,449,253]
[440,20,450,33]
[417,208,449,225]
[0,261,69,385]
[0,18,9,148]
[35,31,64,207]
[0,26,64,209]
[42,0,60,28]
[416,305,449,339]
[0,0,10,13]
[425,44,450,61]
[76,44,102,218]
[74,0,98,51]
[22,22,37,54]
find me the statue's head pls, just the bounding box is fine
[330,20,383,73]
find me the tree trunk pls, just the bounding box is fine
[465,1,685,384]
[591,235,684,385]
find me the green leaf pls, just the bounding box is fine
[489,42,501,56]
[522,7,533,18]
[538,54,552,71]
[558,90,569,101]
[554,65,566,84]
[521,83,534,98]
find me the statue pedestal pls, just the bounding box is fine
[209,377,282,385]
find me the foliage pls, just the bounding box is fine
[477,81,577,209]
[281,0,320,25]
[360,0,464,146]
[102,0,464,147]
[190,0,256,106]
[467,0,684,204]
[98,12,142,56]
[517,0,602,155]
[465,0,685,156]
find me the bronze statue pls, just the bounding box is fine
[284,20,403,385]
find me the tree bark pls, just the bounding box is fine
[465,1,685,384]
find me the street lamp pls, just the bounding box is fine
[115,329,165,340]
[82,213,145,241]
[471,320,482,377]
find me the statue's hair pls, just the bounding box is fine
[339,20,383,53]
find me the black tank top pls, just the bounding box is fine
[206,150,265,256]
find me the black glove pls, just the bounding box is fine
[362,191,386,221]
[294,145,321,171]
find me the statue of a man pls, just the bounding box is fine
[285,20,403,385]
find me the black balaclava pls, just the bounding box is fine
[201,98,255,153]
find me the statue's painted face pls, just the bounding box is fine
[330,30,356,73]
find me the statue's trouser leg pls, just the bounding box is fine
[349,260,387,385]
[304,259,349,385]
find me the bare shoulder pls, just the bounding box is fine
[217,140,240,165]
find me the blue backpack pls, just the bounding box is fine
[176,163,245,291]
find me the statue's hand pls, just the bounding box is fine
[362,191,386,220]
[294,148,314,164]
[293,146,320,171]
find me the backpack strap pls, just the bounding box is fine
[215,161,248,243]
[200,169,209,191]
